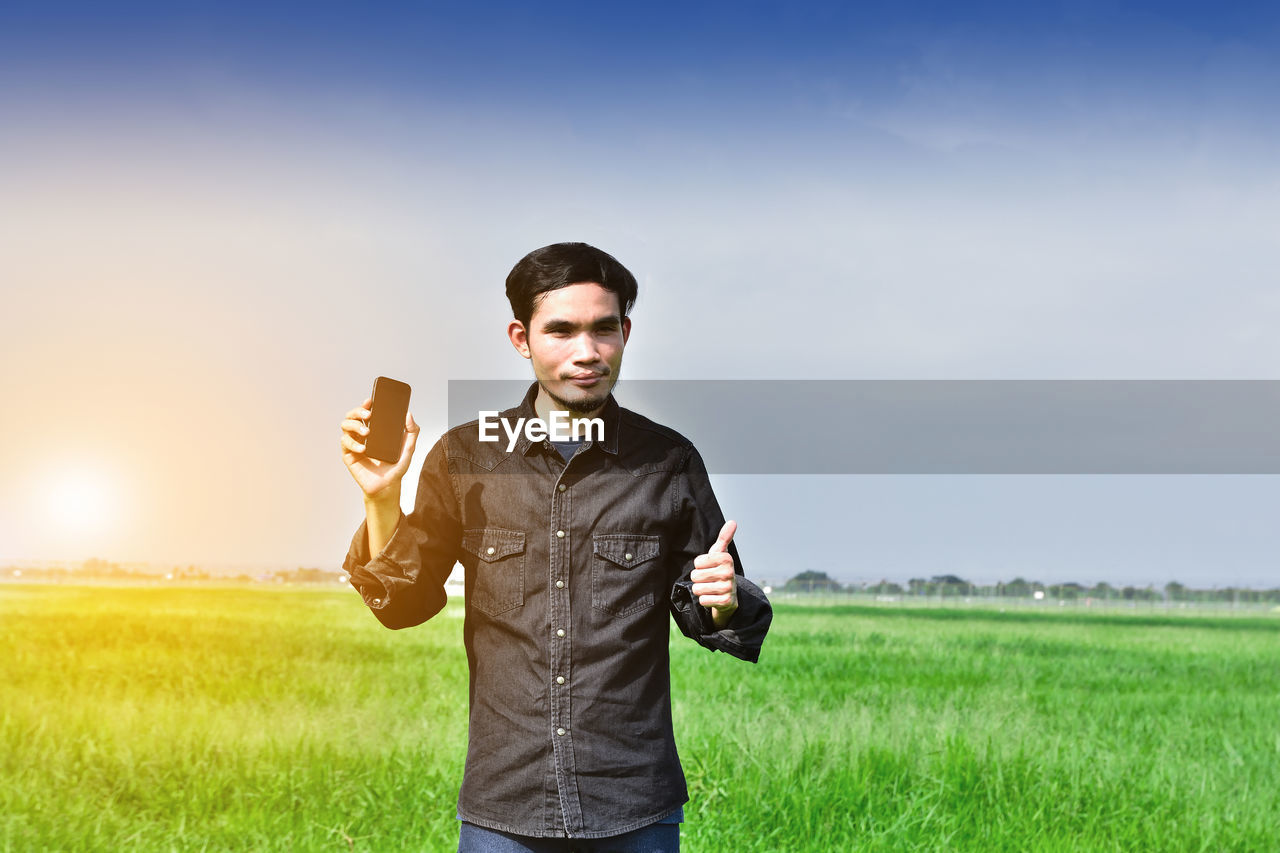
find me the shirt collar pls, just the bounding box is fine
[511,381,621,457]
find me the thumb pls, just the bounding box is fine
[398,415,420,467]
[708,519,737,555]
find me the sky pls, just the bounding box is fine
[2,1,1280,587]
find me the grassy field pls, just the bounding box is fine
[1,585,1277,852]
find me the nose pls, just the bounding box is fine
[571,332,600,364]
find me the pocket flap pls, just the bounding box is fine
[593,534,660,568]
[462,528,526,562]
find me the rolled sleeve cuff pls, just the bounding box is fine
[342,510,410,610]
[671,575,772,663]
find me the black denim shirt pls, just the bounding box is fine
[342,382,772,839]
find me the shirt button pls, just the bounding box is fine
[486,547,495,556]
[624,553,633,561]
[555,628,565,638]
[372,598,382,605]
[556,727,566,736]
[556,530,565,538]
[557,484,566,492]
[556,676,565,685]
[555,580,564,589]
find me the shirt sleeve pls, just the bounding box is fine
[342,432,463,629]
[668,445,772,662]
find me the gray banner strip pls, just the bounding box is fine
[447,380,1280,474]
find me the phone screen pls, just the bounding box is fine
[365,376,412,462]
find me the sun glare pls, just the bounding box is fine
[43,468,117,535]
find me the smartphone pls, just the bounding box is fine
[364,376,412,463]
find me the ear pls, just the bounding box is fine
[508,320,531,359]
[622,316,631,345]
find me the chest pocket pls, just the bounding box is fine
[591,533,661,617]
[462,528,526,617]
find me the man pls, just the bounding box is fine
[338,242,772,852]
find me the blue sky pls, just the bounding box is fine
[2,1,1279,587]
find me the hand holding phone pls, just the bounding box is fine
[340,377,418,501]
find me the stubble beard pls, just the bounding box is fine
[542,371,618,417]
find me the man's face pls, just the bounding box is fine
[509,282,631,415]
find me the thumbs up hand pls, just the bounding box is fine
[692,520,738,628]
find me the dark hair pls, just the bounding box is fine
[505,242,638,327]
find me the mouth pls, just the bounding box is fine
[566,373,604,387]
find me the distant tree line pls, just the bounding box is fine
[2,558,210,582]
[781,571,1280,602]
[1,559,339,585]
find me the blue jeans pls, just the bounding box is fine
[457,821,679,853]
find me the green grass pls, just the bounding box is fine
[1,585,1277,851]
